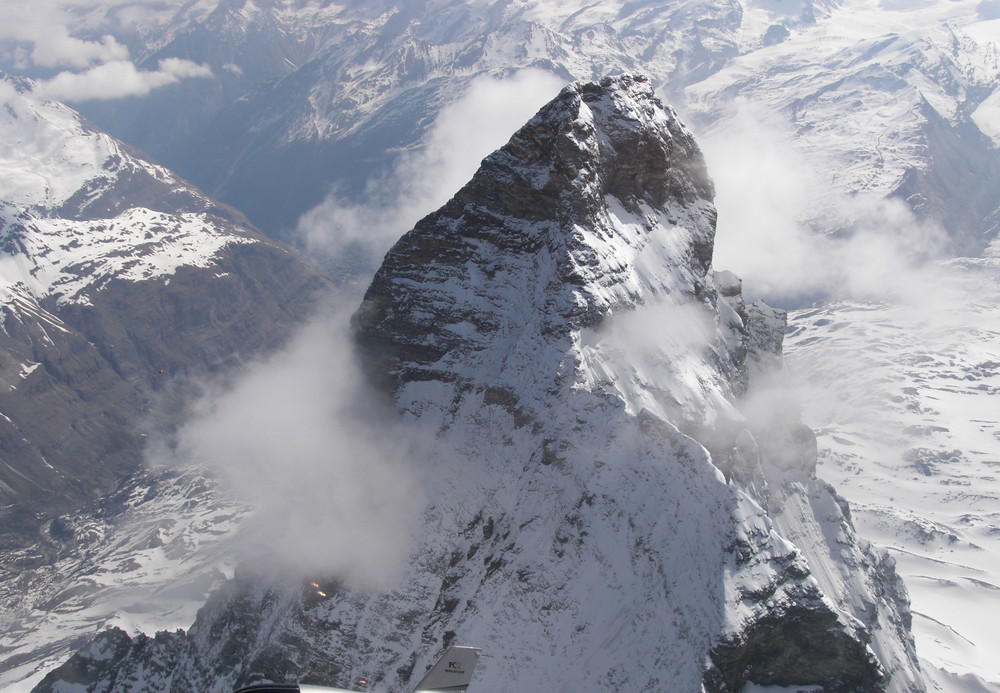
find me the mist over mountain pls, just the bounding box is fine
[0,2,998,693]
[30,74,925,693]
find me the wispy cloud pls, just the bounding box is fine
[36,58,212,101]
[135,68,565,589]
[148,303,426,589]
[698,101,948,306]
[296,68,566,271]
[29,26,129,69]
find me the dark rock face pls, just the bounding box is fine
[31,627,185,693]
[355,74,716,397]
[0,231,327,550]
[0,240,321,479]
[30,576,304,693]
[891,100,1000,255]
[706,590,885,693]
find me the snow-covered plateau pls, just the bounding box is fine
[784,257,1000,693]
[0,470,247,692]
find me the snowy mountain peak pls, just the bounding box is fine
[32,75,922,693]
[0,73,202,218]
[355,75,720,412]
[0,74,260,307]
[346,76,923,693]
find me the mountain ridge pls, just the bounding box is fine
[39,0,998,256]
[0,72,329,547]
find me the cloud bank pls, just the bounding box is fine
[37,57,213,101]
[29,26,129,69]
[698,101,948,306]
[150,305,426,589]
[0,2,214,101]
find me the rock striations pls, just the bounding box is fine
[35,76,925,693]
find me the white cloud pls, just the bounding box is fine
[0,2,216,100]
[158,56,213,79]
[584,299,734,426]
[30,26,129,69]
[699,101,948,305]
[108,2,192,30]
[36,58,213,101]
[297,68,566,268]
[0,79,17,103]
[0,3,127,67]
[149,304,426,589]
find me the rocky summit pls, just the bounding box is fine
[35,76,924,693]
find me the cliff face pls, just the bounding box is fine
[34,76,924,693]
[355,75,717,399]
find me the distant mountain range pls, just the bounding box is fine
[51,0,998,254]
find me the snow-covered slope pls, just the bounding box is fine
[0,469,246,692]
[686,1,1000,255]
[0,72,326,564]
[33,76,924,693]
[784,257,1000,693]
[0,73,256,297]
[0,71,330,692]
